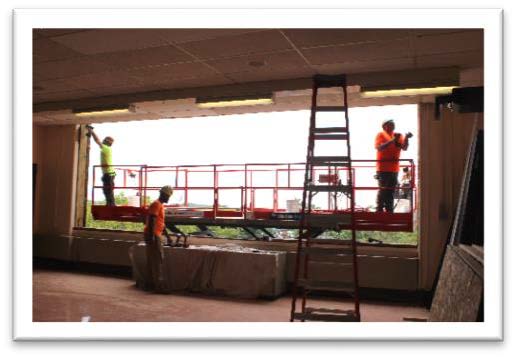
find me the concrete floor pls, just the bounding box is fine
[33,268,429,322]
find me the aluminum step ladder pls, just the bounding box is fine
[290,74,360,322]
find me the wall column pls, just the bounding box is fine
[418,103,483,289]
[33,124,79,236]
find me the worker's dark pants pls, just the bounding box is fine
[144,235,165,292]
[101,173,116,206]
[376,171,398,213]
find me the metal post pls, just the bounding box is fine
[185,169,189,207]
[213,165,218,217]
[143,165,148,206]
[244,164,248,217]
[273,168,279,211]
[92,165,96,205]
[138,166,142,207]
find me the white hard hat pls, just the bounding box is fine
[160,185,174,196]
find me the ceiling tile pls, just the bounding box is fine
[92,45,195,70]
[156,29,263,44]
[301,38,412,65]
[63,70,140,89]
[51,29,169,55]
[34,29,87,38]
[413,29,469,37]
[283,29,413,48]
[178,30,292,59]
[33,57,111,81]
[416,50,483,69]
[226,66,316,83]
[128,62,218,83]
[150,74,233,89]
[33,78,82,93]
[34,89,94,104]
[205,50,307,74]
[85,84,165,97]
[415,30,483,56]
[313,57,415,75]
[33,38,82,63]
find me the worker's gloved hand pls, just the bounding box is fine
[85,125,94,137]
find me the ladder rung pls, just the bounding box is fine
[313,134,349,140]
[297,279,355,292]
[313,74,347,88]
[310,156,350,166]
[307,184,351,192]
[305,307,356,315]
[314,106,347,112]
[313,127,348,133]
[292,311,358,322]
[300,247,354,256]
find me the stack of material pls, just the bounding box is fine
[129,243,287,298]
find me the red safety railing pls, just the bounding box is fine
[91,160,416,232]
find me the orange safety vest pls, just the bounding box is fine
[375,131,405,172]
[144,200,165,237]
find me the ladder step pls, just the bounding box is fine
[313,74,347,88]
[313,127,348,133]
[300,247,354,256]
[310,156,350,166]
[292,311,358,322]
[305,307,356,315]
[297,279,355,292]
[314,106,347,112]
[307,184,352,193]
[313,134,349,140]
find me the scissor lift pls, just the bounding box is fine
[91,160,416,234]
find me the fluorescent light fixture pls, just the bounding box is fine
[361,86,457,98]
[73,105,135,117]
[196,95,274,108]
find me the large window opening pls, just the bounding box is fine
[82,104,419,245]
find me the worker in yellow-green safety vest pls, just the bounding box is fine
[87,126,116,206]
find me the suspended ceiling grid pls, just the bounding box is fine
[33,29,483,125]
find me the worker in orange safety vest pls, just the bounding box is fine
[374,119,412,212]
[143,185,174,293]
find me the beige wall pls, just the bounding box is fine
[418,103,483,289]
[33,124,79,236]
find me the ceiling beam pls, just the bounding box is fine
[33,67,459,113]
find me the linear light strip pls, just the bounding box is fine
[197,98,274,109]
[74,108,132,117]
[361,86,457,98]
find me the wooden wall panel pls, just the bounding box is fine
[74,125,91,227]
[33,124,79,235]
[419,103,483,289]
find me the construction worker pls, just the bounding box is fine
[374,119,412,212]
[87,126,116,206]
[143,185,174,293]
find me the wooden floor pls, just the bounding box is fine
[33,268,429,322]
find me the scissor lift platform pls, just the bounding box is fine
[91,206,413,232]
[90,160,416,235]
